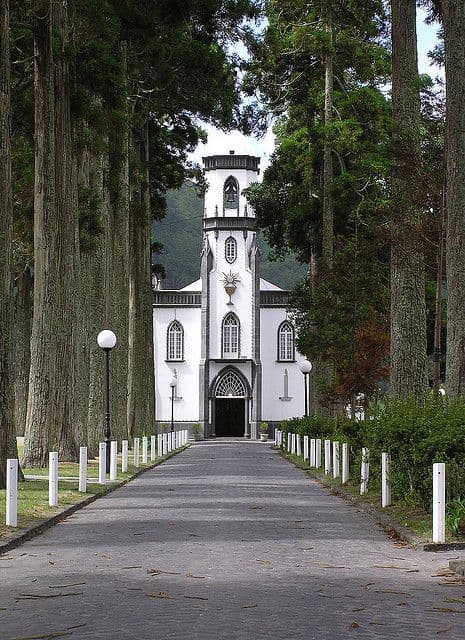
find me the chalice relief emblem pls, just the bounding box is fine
[221,270,240,305]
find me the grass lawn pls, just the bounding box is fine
[281,449,464,544]
[0,439,187,543]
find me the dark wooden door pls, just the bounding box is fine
[215,398,245,437]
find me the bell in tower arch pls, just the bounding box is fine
[224,176,239,210]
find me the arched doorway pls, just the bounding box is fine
[213,368,248,437]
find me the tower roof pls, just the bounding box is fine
[202,152,260,173]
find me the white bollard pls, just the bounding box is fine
[291,433,296,454]
[163,433,168,455]
[324,440,331,475]
[133,438,140,468]
[99,443,106,484]
[122,440,128,473]
[6,458,18,527]
[110,441,118,481]
[316,439,322,468]
[296,434,301,457]
[310,439,316,468]
[333,441,340,479]
[342,443,349,484]
[49,452,59,506]
[381,452,391,507]
[151,435,156,461]
[360,447,369,495]
[142,436,148,464]
[79,446,87,493]
[287,433,291,452]
[158,434,162,456]
[433,462,446,543]
[303,436,309,461]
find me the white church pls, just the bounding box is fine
[153,152,309,439]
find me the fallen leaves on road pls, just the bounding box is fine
[10,623,86,640]
[147,568,181,576]
[183,595,208,600]
[375,590,413,597]
[146,591,176,600]
[436,626,454,635]
[349,621,360,629]
[120,566,143,570]
[256,559,271,565]
[48,583,86,589]
[15,592,83,601]
[373,565,419,572]
[242,603,257,609]
[186,573,205,579]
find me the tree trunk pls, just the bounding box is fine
[322,11,334,266]
[23,0,77,466]
[127,122,155,438]
[0,0,15,488]
[444,1,465,396]
[106,42,129,443]
[14,266,32,436]
[389,0,427,400]
[433,192,445,396]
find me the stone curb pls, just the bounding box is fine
[273,446,465,553]
[0,446,189,557]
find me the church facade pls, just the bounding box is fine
[153,152,308,439]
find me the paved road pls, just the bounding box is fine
[1,441,465,640]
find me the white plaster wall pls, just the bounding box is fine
[260,308,307,421]
[207,229,256,359]
[204,167,259,218]
[153,306,201,422]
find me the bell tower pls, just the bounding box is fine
[199,151,262,438]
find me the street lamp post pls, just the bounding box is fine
[97,330,117,473]
[169,375,177,432]
[299,360,313,417]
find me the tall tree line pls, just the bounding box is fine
[0,0,260,482]
[245,0,464,410]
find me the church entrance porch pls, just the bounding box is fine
[214,398,245,437]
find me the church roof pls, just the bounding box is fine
[177,277,284,293]
[180,279,202,291]
[259,278,283,292]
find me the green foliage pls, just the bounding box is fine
[280,397,465,512]
[446,498,465,537]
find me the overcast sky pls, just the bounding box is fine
[189,9,442,172]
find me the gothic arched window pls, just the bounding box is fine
[225,236,237,263]
[215,370,246,397]
[222,313,240,357]
[278,321,295,361]
[167,320,184,361]
[224,176,239,210]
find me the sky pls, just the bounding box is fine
[189,8,442,173]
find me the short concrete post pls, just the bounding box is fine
[381,452,391,507]
[342,443,349,484]
[296,434,301,457]
[158,434,162,456]
[310,439,316,468]
[316,439,322,468]
[287,433,291,453]
[110,441,118,481]
[6,458,18,527]
[49,452,59,506]
[98,443,106,484]
[291,433,296,454]
[360,447,369,495]
[303,436,309,461]
[163,433,168,455]
[79,447,87,493]
[122,440,128,473]
[142,436,148,464]
[133,437,140,468]
[324,439,331,475]
[151,435,156,461]
[332,441,340,479]
[433,463,446,543]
